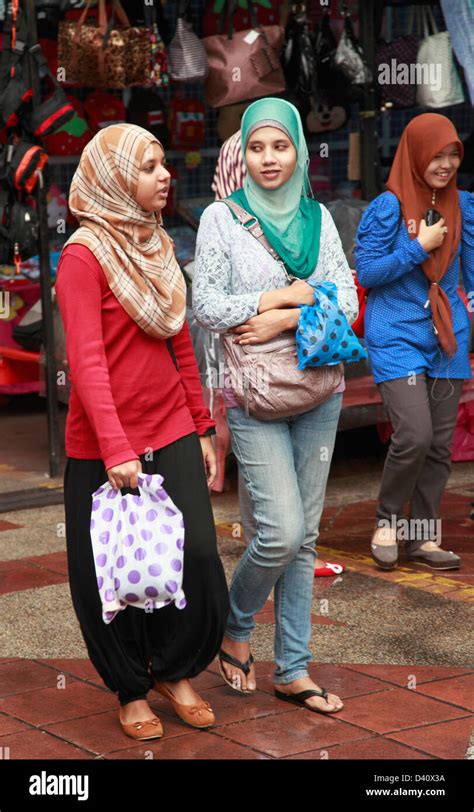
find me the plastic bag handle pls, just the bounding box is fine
[120,484,141,497]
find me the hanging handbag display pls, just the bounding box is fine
[218,199,343,420]
[415,5,465,108]
[334,12,372,86]
[168,0,209,83]
[375,7,419,109]
[281,4,315,98]
[57,0,151,89]
[90,473,187,624]
[202,0,286,109]
[313,12,349,101]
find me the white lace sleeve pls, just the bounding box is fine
[315,205,359,326]
[192,203,264,333]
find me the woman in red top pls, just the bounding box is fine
[55,123,229,741]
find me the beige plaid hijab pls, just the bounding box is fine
[65,123,186,339]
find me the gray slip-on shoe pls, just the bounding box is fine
[371,527,398,570]
[403,547,461,570]
[371,542,399,570]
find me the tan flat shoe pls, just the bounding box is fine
[119,712,163,741]
[153,681,215,729]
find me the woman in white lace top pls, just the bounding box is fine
[193,98,358,715]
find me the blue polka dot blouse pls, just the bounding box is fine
[354,190,474,385]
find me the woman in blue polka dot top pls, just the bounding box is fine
[355,113,473,572]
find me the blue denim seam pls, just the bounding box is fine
[273,669,310,685]
[224,630,252,643]
[276,566,287,676]
[224,414,267,640]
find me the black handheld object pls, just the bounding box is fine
[424,208,442,226]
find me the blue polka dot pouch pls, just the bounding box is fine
[296,280,367,370]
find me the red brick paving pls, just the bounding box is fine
[0,658,471,759]
[0,520,22,532]
[0,660,65,696]
[23,551,69,575]
[211,710,371,759]
[0,559,68,594]
[107,732,271,760]
[340,663,473,686]
[414,674,474,712]
[333,687,470,735]
[285,737,431,759]
[0,680,117,727]
[0,728,92,759]
[387,717,474,760]
[0,488,471,759]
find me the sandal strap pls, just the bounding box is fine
[219,648,254,675]
[290,688,329,701]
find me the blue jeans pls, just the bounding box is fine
[225,392,343,684]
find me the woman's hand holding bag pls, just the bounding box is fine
[106,458,142,491]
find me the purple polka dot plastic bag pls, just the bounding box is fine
[89,473,186,624]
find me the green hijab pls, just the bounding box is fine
[227,97,321,280]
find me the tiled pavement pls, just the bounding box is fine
[0,475,472,759]
[0,657,472,759]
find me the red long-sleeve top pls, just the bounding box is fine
[55,244,216,470]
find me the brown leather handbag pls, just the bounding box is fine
[202,0,286,108]
[58,0,150,89]
[219,200,343,420]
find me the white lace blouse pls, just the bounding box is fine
[192,200,359,406]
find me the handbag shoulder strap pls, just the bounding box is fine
[419,5,438,40]
[218,0,259,39]
[217,199,282,264]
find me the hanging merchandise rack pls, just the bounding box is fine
[0,0,61,479]
[26,0,61,478]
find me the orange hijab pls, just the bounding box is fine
[386,113,464,358]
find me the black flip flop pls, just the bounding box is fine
[274,687,342,715]
[218,648,255,694]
